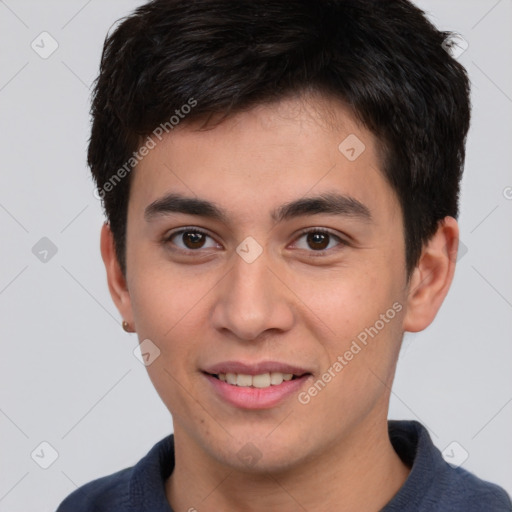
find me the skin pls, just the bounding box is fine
[101,94,459,512]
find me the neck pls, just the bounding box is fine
[166,415,410,512]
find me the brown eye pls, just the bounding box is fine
[306,232,330,250]
[165,228,219,252]
[293,229,346,254]
[182,231,206,249]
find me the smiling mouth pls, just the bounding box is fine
[205,371,307,389]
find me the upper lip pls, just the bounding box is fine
[203,361,312,376]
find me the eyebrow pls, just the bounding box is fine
[272,192,372,223]
[144,192,372,224]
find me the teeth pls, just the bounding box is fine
[270,372,284,385]
[252,373,271,388]
[216,372,297,388]
[236,374,253,387]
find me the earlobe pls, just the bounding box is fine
[403,216,459,333]
[100,223,134,330]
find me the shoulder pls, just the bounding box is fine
[386,420,512,512]
[56,466,133,512]
[56,434,175,512]
[437,466,512,511]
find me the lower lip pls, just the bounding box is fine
[203,373,311,410]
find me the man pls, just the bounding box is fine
[57,0,511,510]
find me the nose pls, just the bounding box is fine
[210,250,295,341]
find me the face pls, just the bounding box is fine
[118,95,412,472]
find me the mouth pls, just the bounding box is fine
[201,361,313,409]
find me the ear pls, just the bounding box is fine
[100,222,134,329]
[403,216,459,333]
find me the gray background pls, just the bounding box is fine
[0,0,511,510]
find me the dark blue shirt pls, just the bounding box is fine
[56,420,511,511]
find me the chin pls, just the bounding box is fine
[206,428,313,474]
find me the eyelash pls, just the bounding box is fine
[163,226,348,256]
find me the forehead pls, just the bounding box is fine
[129,94,400,227]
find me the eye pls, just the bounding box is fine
[293,228,346,253]
[164,227,221,251]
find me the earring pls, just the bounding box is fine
[122,320,133,333]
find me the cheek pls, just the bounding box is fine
[290,268,392,342]
[127,265,206,387]
[128,270,210,417]
[128,248,209,335]
[289,265,406,402]
[298,301,406,433]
